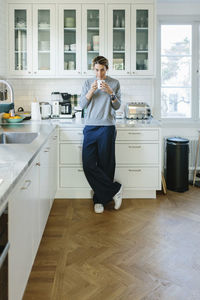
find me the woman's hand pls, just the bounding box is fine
[101,81,113,95]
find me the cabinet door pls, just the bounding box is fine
[39,141,51,234]
[32,4,56,76]
[107,5,131,76]
[131,5,154,75]
[9,163,38,300]
[58,4,81,75]
[116,143,159,165]
[49,131,58,207]
[9,4,32,76]
[115,167,159,188]
[82,4,105,75]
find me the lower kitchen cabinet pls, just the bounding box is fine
[56,127,161,199]
[9,156,40,300]
[8,128,58,300]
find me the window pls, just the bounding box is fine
[161,25,192,118]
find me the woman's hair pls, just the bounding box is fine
[92,56,109,70]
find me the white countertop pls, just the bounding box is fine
[29,117,161,128]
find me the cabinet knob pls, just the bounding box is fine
[127,72,130,74]
[28,71,31,74]
[132,72,135,74]
[21,179,32,190]
[78,71,81,74]
[128,132,141,135]
[128,145,141,149]
[34,71,37,74]
[36,162,40,166]
[84,72,86,74]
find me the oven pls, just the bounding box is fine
[0,203,9,300]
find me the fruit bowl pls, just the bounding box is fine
[5,115,25,123]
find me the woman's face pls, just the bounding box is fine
[94,63,107,80]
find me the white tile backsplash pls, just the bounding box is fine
[9,77,154,113]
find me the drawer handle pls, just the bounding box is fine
[21,180,31,190]
[44,150,49,153]
[77,169,83,172]
[128,169,141,172]
[77,132,82,135]
[36,162,40,166]
[128,146,141,149]
[128,132,141,135]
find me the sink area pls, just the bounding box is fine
[0,132,38,144]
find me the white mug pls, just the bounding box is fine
[97,79,105,89]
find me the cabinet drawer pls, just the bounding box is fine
[60,167,89,188]
[116,130,159,141]
[60,143,82,164]
[60,129,83,141]
[115,167,159,188]
[116,143,159,164]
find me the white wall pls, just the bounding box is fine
[0,0,7,77]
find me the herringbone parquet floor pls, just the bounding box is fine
[23,186,200,300]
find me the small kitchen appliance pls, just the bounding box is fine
[125,102,151,119]
[40,102,51,119]
[51,92,75,119]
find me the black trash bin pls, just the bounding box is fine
[166,137,189,192]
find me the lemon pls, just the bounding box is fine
[3,113,10,119]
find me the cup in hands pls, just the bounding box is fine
[97,79,105,89]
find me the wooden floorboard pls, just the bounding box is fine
[23,186,200,300]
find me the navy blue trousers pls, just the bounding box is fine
[82,125,121,205]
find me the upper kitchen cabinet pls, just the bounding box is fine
[32,5,56,76]
[58,5,82,76]
[107,3,154,76]
[107,5,131,76]
[131,5,154,75]
[9,4,32,76]
[81,4,105,75]
[9,4,56,76]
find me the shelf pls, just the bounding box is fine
[38,28,50,31]
[87,51,99,53]
[136,27,148,30]
[136,50,148,53]
[87,27,99,30]
[15,51,27,53]
[64,27,76,31]
[113,27,125,30]
[64,51,76,54]
[113,51,125,53]
[15,28,27,30]
[38,51,50,53]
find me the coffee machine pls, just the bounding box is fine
[51,92,75,119]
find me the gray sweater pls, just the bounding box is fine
[79,76,121,126]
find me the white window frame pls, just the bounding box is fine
[155,15,200,127]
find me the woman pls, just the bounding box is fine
[79,56,123,213]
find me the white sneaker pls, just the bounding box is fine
[113,186,123,210]
[94,203,104,213]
